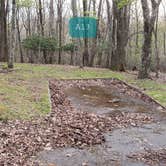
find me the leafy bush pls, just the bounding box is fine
[62,43,77,52]
[22,35,57,51]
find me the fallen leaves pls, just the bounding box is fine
[0,79,155,165]
[128,148,166,165]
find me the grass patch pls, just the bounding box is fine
[0,63,165,120]
[126,77,166,106]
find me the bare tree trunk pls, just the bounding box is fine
[82,0,89,66]
[0,0,8,62]
[138,0,162,79]
[154,8,159,78]
[27,7,31,36]
[23,7,32,63]
[8,0,16,68]
[70,0,78,66]
[105,0,112,68]
[48,0,55,64]
[57,0,63,64]
[39,0,47,64]
[70,51,74,65]
[96,1,103,67]
[135,1,139,55]
[49,0,54,36]
[16,7,24,63]
[89,0,102,67]
[110,1,130,71]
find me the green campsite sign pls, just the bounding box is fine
[69,17,97,38]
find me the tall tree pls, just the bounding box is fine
[16,6,24,63]
[38,0,47,63]
[8,0,16,68]
[48,0,55,64]
[138,0,162,79]
[110,0,130,71]
[49,0,54,37]
[105,0,112,68]
[57,0,63,64]
[70,0,78,65]
[154,6,159,78]
[134,1,139,56]
[82,0,89,66]
[89,0,103,67]
[18,0,33,63]
[0,0,8,62]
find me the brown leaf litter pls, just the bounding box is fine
[128,148,166,166]
[0,78,157,165]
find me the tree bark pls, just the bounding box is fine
[110,1,130,71]
[105,0,112,68]
[82,0,89,66]
[49,0,55,64]
[154,7,159,78]
[71,0,78,66]
[135,1,139,55]
[16,7,24,63]
[138,0,162,79]
[57,0,63,64]
[39,0,47,64]
[8,0,16,68]
[89,0,102,67]
[0,0,8,62]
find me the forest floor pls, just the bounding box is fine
[0,64,166,119]
[0,63,166,165]
[0,76,165,165]
[0,63,165,120]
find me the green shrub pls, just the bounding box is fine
[22,35,57,51]
[62,43,77,52]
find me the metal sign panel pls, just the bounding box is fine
[69,17,97,38]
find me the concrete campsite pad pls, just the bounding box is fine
[34,78,166,166]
